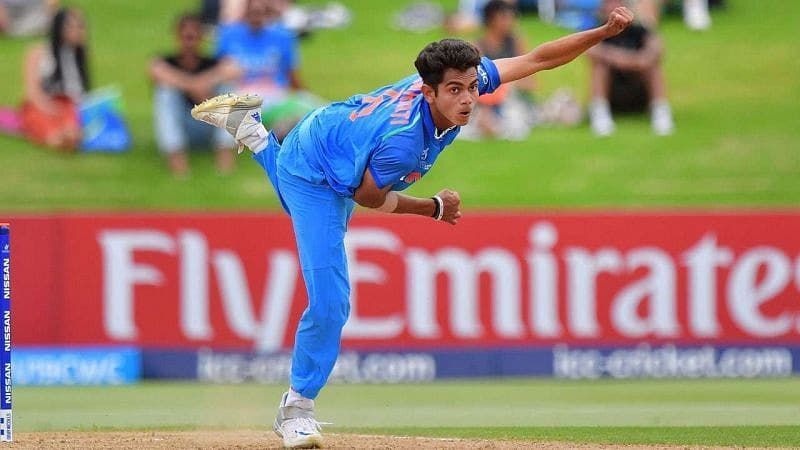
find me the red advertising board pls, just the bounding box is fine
[9,212,800,350]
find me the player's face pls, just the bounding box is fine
[428,67,479,128]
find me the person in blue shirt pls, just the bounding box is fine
[215,0,310,139]
[193,6,633,448]
[215,0,299,91]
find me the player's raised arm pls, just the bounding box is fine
[494,6,634,84]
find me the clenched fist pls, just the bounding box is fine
[436,189,462,225]
[604,7,634,37]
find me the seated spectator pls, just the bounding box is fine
[462,0,536,140]
[215,0,314,140]
[20,6,87,151]
[149,13,241,177]
[0,0,58,37]
[587,0,674,136]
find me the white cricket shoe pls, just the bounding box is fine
[190,93,264,153]
[273,391,324,449]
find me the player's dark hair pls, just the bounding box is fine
[415,39,481,91]
[483,0,517,27]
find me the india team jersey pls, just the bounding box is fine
[280,57,502,197]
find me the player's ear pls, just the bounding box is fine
[421,84,436,104]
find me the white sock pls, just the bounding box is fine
[238,124,270,154]
[590,97,611,115]
[286,388,314,410]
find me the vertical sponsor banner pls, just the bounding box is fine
[0,224,12,441]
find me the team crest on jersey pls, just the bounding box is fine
[401,172,422,184]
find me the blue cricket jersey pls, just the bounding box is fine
[279,57,502,197]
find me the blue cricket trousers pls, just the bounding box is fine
[252,130,355,400]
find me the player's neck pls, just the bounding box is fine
[428,103,456,134]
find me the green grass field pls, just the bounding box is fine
[15,379,800,446]
[0,0,798,211]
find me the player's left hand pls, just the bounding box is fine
[436,189,462,225]
[604,6,634,37]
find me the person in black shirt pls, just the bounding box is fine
[587,0,674,136]
[149,13,240,177]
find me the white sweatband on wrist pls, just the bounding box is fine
[376,191,399,213]
[432,195,444,221]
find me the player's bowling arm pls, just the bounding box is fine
[355,169,461,224]
[355,168,435,216]
[494,6,634,83]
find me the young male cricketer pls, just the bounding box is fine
[193,6,633,448]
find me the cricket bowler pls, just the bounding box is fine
[192,6,633,448]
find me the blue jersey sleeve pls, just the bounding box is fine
[368,137,418,190]
[477,56,502,96]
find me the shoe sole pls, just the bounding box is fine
[275,421,323,449]
[190,93,263,120]
[283,435,323,449]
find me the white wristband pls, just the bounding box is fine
[432,195,444,221]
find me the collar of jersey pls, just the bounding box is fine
[421,101,459,141]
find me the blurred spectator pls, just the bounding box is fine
[462,0,536,140]
[0,0,58,37]
[20,7,87,151]
[216,0,316,140]
[149,13,241,177]
[586,0,674,136]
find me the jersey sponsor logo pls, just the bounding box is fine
[478,65,488,86]
[400,171,421,184]
[251,111,261,123]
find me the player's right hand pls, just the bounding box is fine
[437,189,462,225]
[604,6,634,37]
